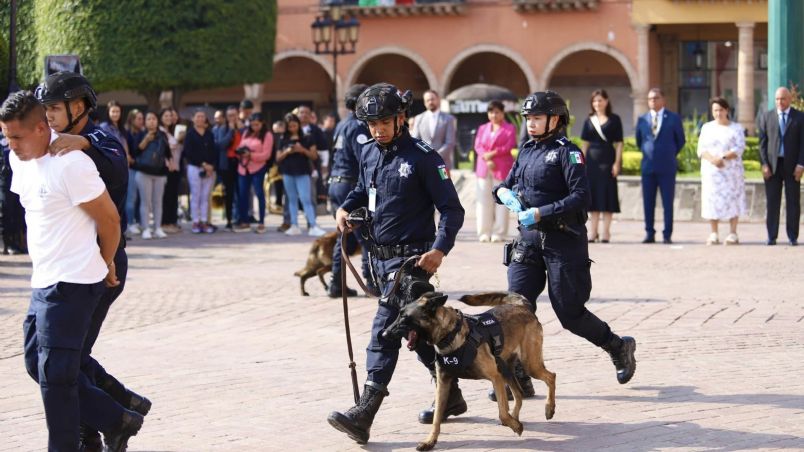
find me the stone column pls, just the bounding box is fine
[243,83,264,111]
[736,22,755,134]
[633,23,651,119]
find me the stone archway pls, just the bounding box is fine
[261,51,337,122]
[441,44,538,96]
[542,44,637,136]
[345,46,437,94]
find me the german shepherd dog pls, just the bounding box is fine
[383,291,556,451]
[293,231,361,296]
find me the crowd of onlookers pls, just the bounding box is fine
[2,85,802,254]
[93,99,336,241]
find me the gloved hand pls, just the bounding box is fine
[518,207,540,226]
[497,188,523,213]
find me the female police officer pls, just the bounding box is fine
[494,91,636,393]
[327,83,465,444]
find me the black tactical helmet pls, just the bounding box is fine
[35,71,97,110]
[354,83,413,121]
[521,91,569,139]
[344,84,369,111]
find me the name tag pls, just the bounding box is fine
[368,187,377,212]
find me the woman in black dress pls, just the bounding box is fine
[580,89,623,243]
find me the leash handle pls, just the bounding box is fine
[341,229,361,405]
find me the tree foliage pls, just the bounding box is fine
[3,0,277,98]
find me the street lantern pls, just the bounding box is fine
[311,1,361,120]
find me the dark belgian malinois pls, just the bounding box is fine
[293,231,361,296]
[383,291,556,451]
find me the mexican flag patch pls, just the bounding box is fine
[437,164,450,180]
[569,150,585,165]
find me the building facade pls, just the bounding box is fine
[100,0,770,141]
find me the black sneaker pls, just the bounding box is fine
[103,411,144,452]
[604,336,637,384]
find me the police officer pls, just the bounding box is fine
[327,83,376,297]
[493,91,636,396]
[35,71,150,451]
[327,83,465,444]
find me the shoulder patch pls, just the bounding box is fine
[356,133,369,145]
[555,137,569,146]
[569,150,585,165]
[415,140,434,153]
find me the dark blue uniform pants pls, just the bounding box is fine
[81,248,129,401]
[366,256,436,386]
[328,181,372,282]
[641,171,676,240]
[507,230,612,347]
[23,281,123,451]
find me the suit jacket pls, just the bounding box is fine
[412,110,457,168]
[635,109,686,175]
[473,121,516,180]
[756,107,804,175]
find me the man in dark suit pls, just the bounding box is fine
[635,88,686,244]
[757,87,804,246]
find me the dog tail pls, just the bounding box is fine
[459,292,529,307]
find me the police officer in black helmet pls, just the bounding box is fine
[491,91,637,400]
[326,83,377,297]
[34,71,149,452]
[327,83,465,444]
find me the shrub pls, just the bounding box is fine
[621,151,641,175]
[743,160,761,172]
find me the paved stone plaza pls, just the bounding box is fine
[1,217,803,451]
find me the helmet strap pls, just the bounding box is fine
[61,100,90,134]
[531,114,555,141]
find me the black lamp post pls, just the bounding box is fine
[311,1,360,121]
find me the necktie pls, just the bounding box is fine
[780,111,787,157]
[651,113,658,136]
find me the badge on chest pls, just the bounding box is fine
[545,150,559,163]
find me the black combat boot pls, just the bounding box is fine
[97,375,152,416]
[488,361,536,401]
[602,335,637,384]
[418,377,468,424]
[327,382,388,444]
[102,410,144,452]
[79,425,103,452]
[327,274,358,298]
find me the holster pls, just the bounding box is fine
[504,240,545,267]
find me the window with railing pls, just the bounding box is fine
[321,0,465,16]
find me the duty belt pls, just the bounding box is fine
[328,175,356,184]
[371,241,433,260]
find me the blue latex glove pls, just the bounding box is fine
[497,189,523,213]
[518,207,539,226]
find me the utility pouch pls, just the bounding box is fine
[503,242,513,267]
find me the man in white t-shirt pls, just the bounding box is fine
[0,91,142,451]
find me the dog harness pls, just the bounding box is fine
[435,311,512,379]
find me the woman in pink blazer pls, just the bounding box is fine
[474,100,516,242]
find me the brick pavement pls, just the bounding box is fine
[1,216,803,451]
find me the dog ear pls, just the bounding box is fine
[426,292,448,308]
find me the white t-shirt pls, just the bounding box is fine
[9,131,108,288]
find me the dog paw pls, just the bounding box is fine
[416,441,436,451]
[512,420,524,436]
[545,404,555,420]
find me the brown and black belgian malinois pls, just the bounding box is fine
[293,231,361,296]
[383,291,556,451]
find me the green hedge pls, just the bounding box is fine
[3,1,276,94]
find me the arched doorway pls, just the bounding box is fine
[351,53,431,115]
[262,55,335,123]
[444,52,530,98]
[545,49,635,136]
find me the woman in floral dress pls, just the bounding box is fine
[697,97,747,245]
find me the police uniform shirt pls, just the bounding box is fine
[78,122,129,236]
[330,112,370,179]
[494,136,590,219]
[341,130,465,254]
[9,131,108,288]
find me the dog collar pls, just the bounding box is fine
[436,310,464,350]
